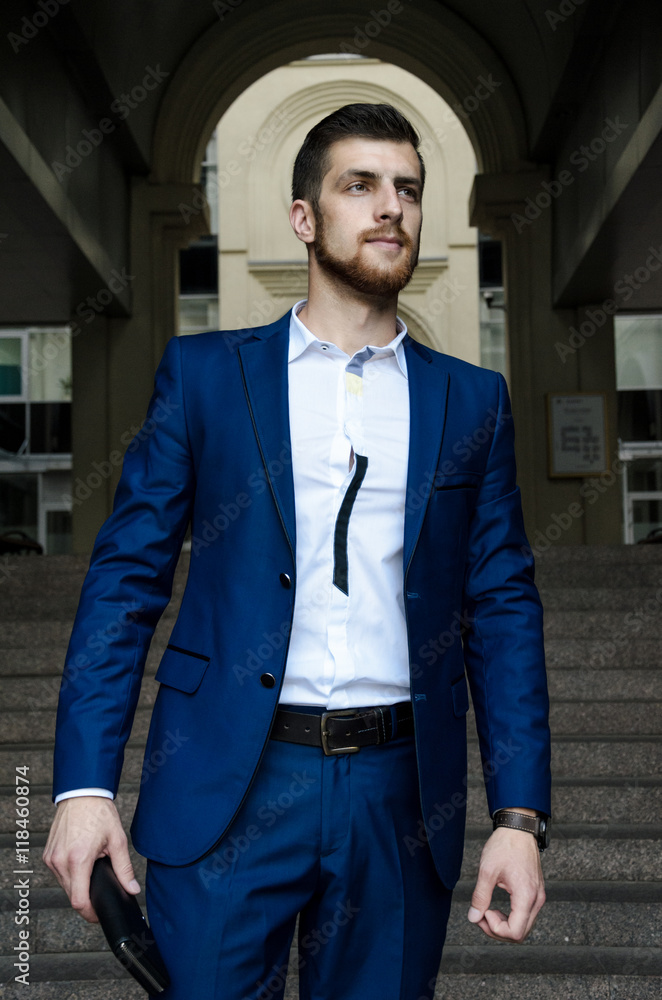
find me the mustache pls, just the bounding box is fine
[361,225,414,250]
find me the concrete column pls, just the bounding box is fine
[470,171,622,546]
[71,179,209,552]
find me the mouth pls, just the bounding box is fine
[366,236,404,249]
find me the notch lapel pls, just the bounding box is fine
[237,318,296,555]
[403,339,450,572]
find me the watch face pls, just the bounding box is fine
[538,816,551,850]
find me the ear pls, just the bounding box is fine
[290,199,316,245]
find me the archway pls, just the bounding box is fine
[74,0,573,548]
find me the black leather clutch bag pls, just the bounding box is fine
[89,856,170,995]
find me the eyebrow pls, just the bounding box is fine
[335,168,421,191]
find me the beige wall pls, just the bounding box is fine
[216,56,480,364]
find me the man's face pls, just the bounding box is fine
[311,137,423,297]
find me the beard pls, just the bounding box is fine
[312,216,419,297]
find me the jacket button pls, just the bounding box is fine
[260,673,276,688]
[279,573,292,588]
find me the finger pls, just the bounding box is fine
[468,868,497,924]
[68,854,99,924]
[482,886,544,943]
[106,834,141,895]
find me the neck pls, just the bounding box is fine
[298,267,400,356]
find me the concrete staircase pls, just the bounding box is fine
[1,546,661,999]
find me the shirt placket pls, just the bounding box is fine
[325,349,373,708]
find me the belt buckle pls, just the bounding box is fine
[320,710,361,756]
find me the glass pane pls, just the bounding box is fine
[178,296,219,336]
[0,338,22,396]
[479,289,506,377]
[618,390,662,442]
[615,315,662,390]
[46,509,72,555]
[0,475,38,545]
[0,404,27,455]
[632,499,662,543]
[28,329,72,402]
[627,458,662,493]
[30,403,72,454]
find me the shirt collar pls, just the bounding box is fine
[288,299,408,379]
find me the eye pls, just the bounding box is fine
[348,181,367,192]
[398,187,419,201]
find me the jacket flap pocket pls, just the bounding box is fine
[155,644,210,694]
[451,675,470,717]
[433,471,483,491]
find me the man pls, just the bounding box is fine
[44,104,551,999]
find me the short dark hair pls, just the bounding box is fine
[291,103,425,211]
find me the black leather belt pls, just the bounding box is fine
[271,702,414,756]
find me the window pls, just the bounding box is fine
[0,329,72,455]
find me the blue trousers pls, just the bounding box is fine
[145,717,453,999]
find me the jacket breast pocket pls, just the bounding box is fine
[451,675,470,717]
[155,644,211,694]
[433,471,483,492]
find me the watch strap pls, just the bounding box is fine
[493,810,538,835]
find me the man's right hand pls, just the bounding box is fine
[42,796,140,923]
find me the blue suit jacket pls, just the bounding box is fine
[53,311,551,889]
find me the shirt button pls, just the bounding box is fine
[321,345,328,350]
[260,673,276,689]
[279,572,292,588]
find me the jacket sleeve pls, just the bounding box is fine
[462,372,552,817]
[53,335,195,799]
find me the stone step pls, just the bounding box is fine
[434,975,662,1000]
[0,972,660,1000]
[538,587,662,610]
[0,947,660,995]
[2,735,660,784]
[544,609,662,639]
[2,827,661,891]
[546,668,662,700]
[3,885,659,959]
[6,665,661,709]
[544,637,661,669]
[3,776,661,834]
[5,696,660,743]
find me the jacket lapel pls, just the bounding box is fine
[237,314,296,555]
[403,338,450,572]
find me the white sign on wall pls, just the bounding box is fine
[547,393,608,477]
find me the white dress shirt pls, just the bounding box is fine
[56,302,412,802]
[282,301,411,709]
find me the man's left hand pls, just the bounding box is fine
[467,826,545,942]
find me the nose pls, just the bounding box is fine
[375,183,403,223]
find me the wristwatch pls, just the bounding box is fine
[492,810,551,852]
